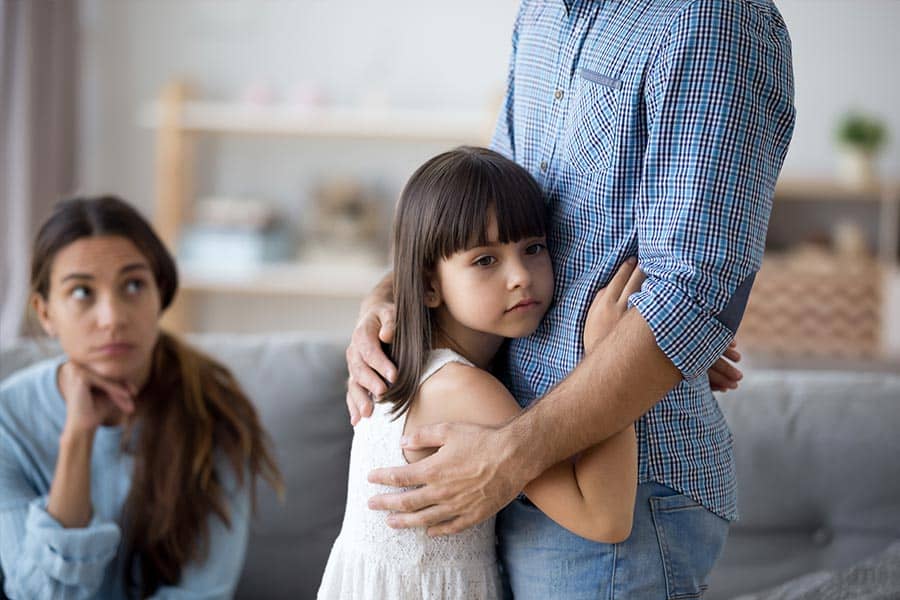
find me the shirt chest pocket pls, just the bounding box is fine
[563,68,622,174]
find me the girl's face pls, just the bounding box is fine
[427,213,553,364]
[33,235,162,386]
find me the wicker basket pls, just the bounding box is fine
[737,252,883,359]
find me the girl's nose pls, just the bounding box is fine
[507,259,532,289]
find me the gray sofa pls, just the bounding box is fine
[1,333,899,599]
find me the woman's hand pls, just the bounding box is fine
[583,258,646,354]
[58,361,135,435]
[48,362,134,529]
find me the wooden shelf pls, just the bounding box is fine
[178,260,388,297]
[139,101,495,142]
[144,81,500,333]
[774,178,900,202]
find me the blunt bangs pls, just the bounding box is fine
[418,147,547,264]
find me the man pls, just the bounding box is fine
[346,0,795,597]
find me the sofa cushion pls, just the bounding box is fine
[188,333,351,599]
[708,370,900,599]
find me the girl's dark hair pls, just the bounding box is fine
[30,196,283,597]
[382,146,547,416]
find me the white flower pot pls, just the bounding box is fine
[837,148,878,190]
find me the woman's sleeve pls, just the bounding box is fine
[149,466,252,600]
[0,446,121,599]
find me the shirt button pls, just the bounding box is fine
[540,161,548,172]
[554,89,564,100]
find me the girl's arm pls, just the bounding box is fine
[523,427,636,542]
[415,366,634,543]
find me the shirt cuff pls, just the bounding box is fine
[24,496,121,587]
[629,276,734,381]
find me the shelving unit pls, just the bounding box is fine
[739,178,900,361]
[143,81,495,333]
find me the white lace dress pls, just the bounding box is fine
[317,349,502,599]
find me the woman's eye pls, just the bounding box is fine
[474,255,497,267]
[70,286,91,301]
[124,279,145,294]
[525,242,547,255]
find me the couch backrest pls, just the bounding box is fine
[710,369,900,599]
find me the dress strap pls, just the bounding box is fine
[419,348,476,384]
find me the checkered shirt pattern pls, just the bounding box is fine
[492,0,796,520]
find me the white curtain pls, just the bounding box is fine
[0,0,78,348]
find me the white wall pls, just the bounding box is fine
[777,0,900,177]
[77,0,900,217]
[77,0,521,221]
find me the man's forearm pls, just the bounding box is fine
[508,308,682,480]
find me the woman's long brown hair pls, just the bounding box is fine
[30,196,283,597]
[382,147,548,416]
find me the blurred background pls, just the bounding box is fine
[2,0,899,371]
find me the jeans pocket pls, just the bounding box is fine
[563,68,621,174]
[649,493,729,599]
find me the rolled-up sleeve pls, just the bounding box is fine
[1,496,121,599]
[630,0,796,380]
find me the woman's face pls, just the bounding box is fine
[33,235,162,385]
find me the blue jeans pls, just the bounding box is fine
[497,482,729,599]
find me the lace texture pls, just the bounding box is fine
[318,350,501,599]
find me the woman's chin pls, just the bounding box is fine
[86,355,149,385]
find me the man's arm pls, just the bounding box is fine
[368,308,676,536]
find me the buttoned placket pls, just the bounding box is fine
[537,2,613,190]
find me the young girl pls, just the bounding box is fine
[318,147,642,599]
[0,196,282,598]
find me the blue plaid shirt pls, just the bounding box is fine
[492,0,795,520]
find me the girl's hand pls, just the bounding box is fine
[58,361,135,436]
[708,340,743,392]
[583,258,646,353]
[583,258,744,389]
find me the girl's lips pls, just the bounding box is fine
[507,299,540,312]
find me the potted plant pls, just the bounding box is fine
[835,111,888,190]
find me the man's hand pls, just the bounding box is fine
[367,422,533,537]
[346,276,398,425]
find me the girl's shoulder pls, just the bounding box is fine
[412,354,521,428]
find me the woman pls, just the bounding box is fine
[0,196,282,598]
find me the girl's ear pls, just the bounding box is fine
[31,293,56,337]
[424,275,442,308]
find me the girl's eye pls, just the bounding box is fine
[70,286,91,301]
[124,279,145,295]
[525,242,547,255]
[474,255,497,267]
